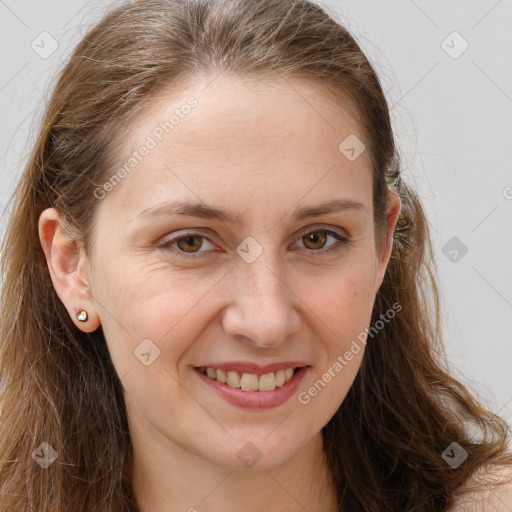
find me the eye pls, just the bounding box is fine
[160,232,216,257]
[295,229,349,254]
[159,227,350,258]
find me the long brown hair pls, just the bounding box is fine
[1,0,510,510]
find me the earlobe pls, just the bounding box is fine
[38,208,101,333]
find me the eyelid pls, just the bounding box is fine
[159,229,217,258]
[296,224,350,242]
[158,224,350,258]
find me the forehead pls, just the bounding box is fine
[97,74,372,223]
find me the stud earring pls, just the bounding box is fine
[76,309,88,322]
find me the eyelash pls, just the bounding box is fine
[158,227,350,259]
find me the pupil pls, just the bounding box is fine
[180,235,201,252]
[305,231,326,249]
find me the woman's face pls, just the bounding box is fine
[67,75,399,470]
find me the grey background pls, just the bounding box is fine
[1,0,511,423]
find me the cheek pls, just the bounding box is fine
[293,264,374,406]
[298,264,376,342]
[94,268,218,424]
[96,260,229,373]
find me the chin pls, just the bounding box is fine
[199,435,305,472]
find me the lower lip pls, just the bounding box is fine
[194,366,310,410]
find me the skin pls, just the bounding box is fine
[449,464,512,511]
[39,74,402,512]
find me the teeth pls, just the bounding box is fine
[200,366,299,392]
[240,373,259,391]
[226,371,240,388]
[258,372,276,391]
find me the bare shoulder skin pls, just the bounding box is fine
[449,464,512,511]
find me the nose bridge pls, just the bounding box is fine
[243,250,285,304]
[224,243,300,346]
[236,231,285,295]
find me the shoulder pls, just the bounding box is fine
[448,463,512,511]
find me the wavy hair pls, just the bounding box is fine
[1,0,511,510]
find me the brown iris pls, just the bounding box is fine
[301,230,327,250]
[173,229,332,254]
[176,235,204,253]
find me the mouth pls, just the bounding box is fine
[195,365,302,392]
[193,364,310,409]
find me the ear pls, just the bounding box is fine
[38,207,101,333]
[372,188,401,296]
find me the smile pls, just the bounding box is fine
[196,366,299,392]
[194,365,310,409]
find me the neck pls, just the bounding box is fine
[131,426,338,512]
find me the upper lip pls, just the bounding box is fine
[195,361,308,376]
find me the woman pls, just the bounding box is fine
[0,0,511,510]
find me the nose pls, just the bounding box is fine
[221,254,301,349]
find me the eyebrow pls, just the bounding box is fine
[134,198,367,224]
